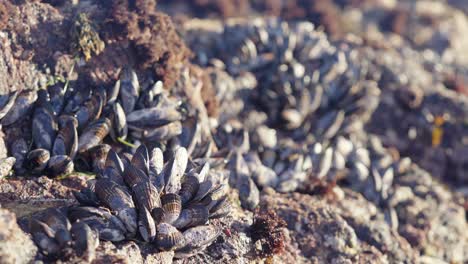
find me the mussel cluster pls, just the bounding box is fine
[29,208,99,262]
[191,19,382,198]
[207,19,380,138]
[30,144,230,261]
[0,67,184,177]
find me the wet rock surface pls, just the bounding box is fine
[0,0,466,263]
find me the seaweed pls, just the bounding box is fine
[250,209,287,258]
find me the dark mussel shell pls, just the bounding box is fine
[118,67,140,114]
[26,148,51,173]
[94,179,137,235]
[179,176,200,205]
[47,155,74,177]
[32,105,57,150]
[53,116,78,159]
[87,144,111,173]
[109,102,128,140]
[70,221,99,262]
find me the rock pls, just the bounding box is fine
[0,174,87,217]
[260,189,418,263]
[0,209,37,263]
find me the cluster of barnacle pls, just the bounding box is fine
[0,67,185,178]
[29,144,230,261]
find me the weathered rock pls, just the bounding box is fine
[0,209,37,263]
[260,188,418,263]
[0,174,87,217]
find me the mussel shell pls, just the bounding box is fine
[32,231,61,256]
[71,214,126,242]
[63,87,91,114]
[0,91,18,120]
[163,147,188,194]
[47,155,74,177]
[175,225,220,258]
[132,180,161,212]
[179,176,200,205]
[70,221,99,262]
[316,147,333,179]
[192,178,214,203]
[32,106,57,150]
[236,175,260,210]
[161,193,182,224]
[68,206,112,221]
[131,121,182,142]
[138,207,156,242]
[126,107,181,127]
[36,208,72,248]
[101,166,125,186]
[109,102,128,140]
[26,148,50,173]
[208,196,231,219]
[73,188,100,207]
[75,95,104,129]
[48,84,65,115]
[68,206,127,239]
[123,163,148,188]
[132,144,149,173]
[2,90,37,126]
[156,223,185,251]
[94,179,135,211]
[105,149,124,174]
[94,179,137,234]
[107,80,120,105]
[78,118,111,153]
[87,144,111,173]
[53,116,78,159]
[118,67,140,114]
[58,115,79,129]
[172,205,209,229]
[149,147,164,175]
[315,110,345,140]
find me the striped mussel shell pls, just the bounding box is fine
[68,145,230,256]
[6,66,189,178]
[156,223,186,251]
[160,193,182,224]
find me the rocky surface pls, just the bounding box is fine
[0,208,37,264]
[0,0,466,263]
[0,174,88,217]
